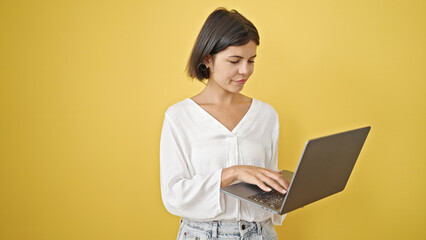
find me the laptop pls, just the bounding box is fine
[221,126,371,215]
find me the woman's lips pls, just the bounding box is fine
[234,79,247,84]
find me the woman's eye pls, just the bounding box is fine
[229,60,255,64]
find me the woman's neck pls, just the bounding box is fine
[193,81,244,105]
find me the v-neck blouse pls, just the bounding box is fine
[186,97,256,134]
[160,98,286,225]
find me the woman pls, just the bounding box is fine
[160,8,289,239]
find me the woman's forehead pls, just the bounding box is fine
[220,41,257,57]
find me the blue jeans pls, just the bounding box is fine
[177,218,278,240]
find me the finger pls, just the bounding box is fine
[258,175,287,194]
[273,174,290,190]
[263,170,289,190]
[266,170,290,191]
[283,178,290,190]
[253,177,272,192]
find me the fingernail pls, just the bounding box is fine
[266,188,271,191]
[282,189,287,194]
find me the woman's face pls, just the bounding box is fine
[204,40,257,93]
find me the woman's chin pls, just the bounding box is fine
[227,87,244,94]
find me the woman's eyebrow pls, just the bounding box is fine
[228,55,257,58]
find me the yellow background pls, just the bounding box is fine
[1,0,425,239]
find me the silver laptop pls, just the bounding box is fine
[221,126,371,215]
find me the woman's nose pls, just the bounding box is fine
[238,63,250,75]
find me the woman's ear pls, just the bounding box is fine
[203,55,213,68]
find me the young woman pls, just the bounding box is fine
[160,8,289,240]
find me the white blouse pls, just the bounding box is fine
[160,98,286,225]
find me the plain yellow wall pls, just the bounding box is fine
[1,0,425,239]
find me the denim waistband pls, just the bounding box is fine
[180,218,271,239]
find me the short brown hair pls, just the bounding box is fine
[187,8,260,81]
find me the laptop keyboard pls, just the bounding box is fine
[247,189,286,209]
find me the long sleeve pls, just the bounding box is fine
[159,114,225,219]
[269,122,287,225]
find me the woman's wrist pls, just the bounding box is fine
[221,166,239,188]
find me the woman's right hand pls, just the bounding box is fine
[221,165,289,194]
